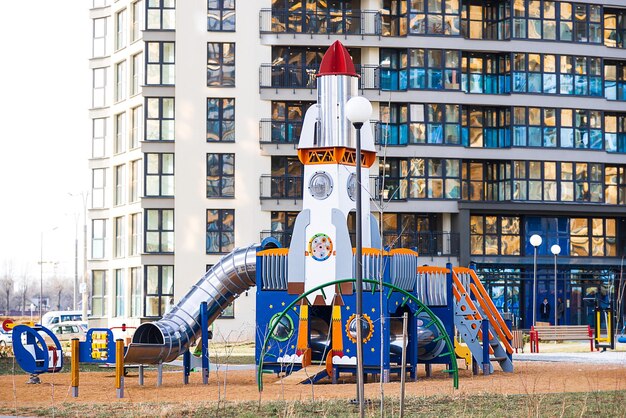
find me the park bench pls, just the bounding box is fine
[529,325,594,353]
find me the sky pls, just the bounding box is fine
[0,3,90,281]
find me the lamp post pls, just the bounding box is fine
[530,234,542,327]
[39,227,58,323]
[69,191,89,322]
[551,244,561,325]
[345,95,372,417]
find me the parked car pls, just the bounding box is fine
[42,321,88,343]
[42,310,84,327]
[0,329,12,347]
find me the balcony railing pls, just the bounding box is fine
[382,231,460,257]
[259,64,379,90]
[260,119,379,144]
[260,230,460,257]
[260,175,380,199]
[260,9,381,36]
[260,175,304,199]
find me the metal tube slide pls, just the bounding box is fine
[124,244,259,364]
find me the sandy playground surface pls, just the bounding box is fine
[0,359,625,410]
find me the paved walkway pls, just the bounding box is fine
[514,350,626,365]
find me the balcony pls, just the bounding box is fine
[259,64,379,91]
[259,119,379,147]
[260,230,460,257]
[260,9,381,36]
[260,175,380,201]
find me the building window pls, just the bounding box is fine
[114,216,124,258]
[604,9,626,49]
[130,159,141,202]
[146,41,175,85]
[470,215,521,256]
[93,17,107,57]
[114,164,125,206]
[146,0,175,30]
[206,209,234,254]
[220,302,234,318]
[379,158,461,200]
[145,97,174,141]
[131,52,143,95]
[114,112,127,154]
[270,156,303,198]
[146,153,174,196]
[131,1,144,42]
[605,114,626,153]
[92,168,106,208]
[570,218,617,257]
[93,0,108,8]
[269,211,298,247]
[145,209,174,253]
[92,68,107,108]
[144,265,174,317]
[208,0,235,31]
[130,105,143,149]
[92,219,107,259]
[130,212,142,256]
[116,8,127,50]
[206,153,234,198]
[207,42,235,86]
[380,212,435,249]
[408,0,461,35]
[130,267,142,317]
[92,118,107,158]
[115,61,127,102]
[380,48,461,91]
[267,101,312,144]
[462,52,511,94]
[115,269,125,317]
[92,270,108,317]
[207,98,235,142]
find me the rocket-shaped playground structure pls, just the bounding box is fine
[125,41,514,386]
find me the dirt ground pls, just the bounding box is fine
[0,359,624,410]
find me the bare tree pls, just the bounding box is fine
[16,273,32,316]
[48,277,69,310]
[0,259,15,314]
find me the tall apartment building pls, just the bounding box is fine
[88,0,626,338]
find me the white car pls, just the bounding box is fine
[0,329,12,347]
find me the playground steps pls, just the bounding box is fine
[275,365,328,385]
[452,268,514,373]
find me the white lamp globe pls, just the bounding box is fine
[530,234,542,247]
[551,244,561,255]
[345,96,372,124]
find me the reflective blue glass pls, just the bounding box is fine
[543,128,557,147]
[590,130,602,149]
[618,134,626,153]
[513,72,526,92]
[589,77,602,96]
[543,74,557,94]
[469,74,483,93]
[428,69,443,89]
[399,124,409,145]
[574,75,588,95]
[400,70,408,90]
[409,68,426,89]
[428,124,443,143]
[560,75,573,94]
[485,129,498,148]
[445,124,460,143]
[528,127,542,146]
[380,69,395,90]
[605,81,617,100]
[513,126,526,146]
[528,74,542,93]
[560,128,573,148]
[605,133,617,152]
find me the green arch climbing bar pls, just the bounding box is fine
[256,278,459,391]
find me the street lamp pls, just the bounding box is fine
[39,227,58,323]
[69,191,89,322]
[551,244,561,325]
[530,234,542,327]
[345,95,372,416]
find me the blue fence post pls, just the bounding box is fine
[201,301,209,384]
[183,348,190,385]
[482,318,490,375]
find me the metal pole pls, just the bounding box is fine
[554,254,558,326]
[40,231,43,323]
[532,247,537,327]
[73,230,78,310]
[354,122,365,418]
[82,193,89,322]
[399,312,408,418]
[71,338,79,397]
[115,339,124,398]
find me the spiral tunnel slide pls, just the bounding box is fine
[124,244,259,364]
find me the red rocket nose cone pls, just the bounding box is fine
[317,40,358,77]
